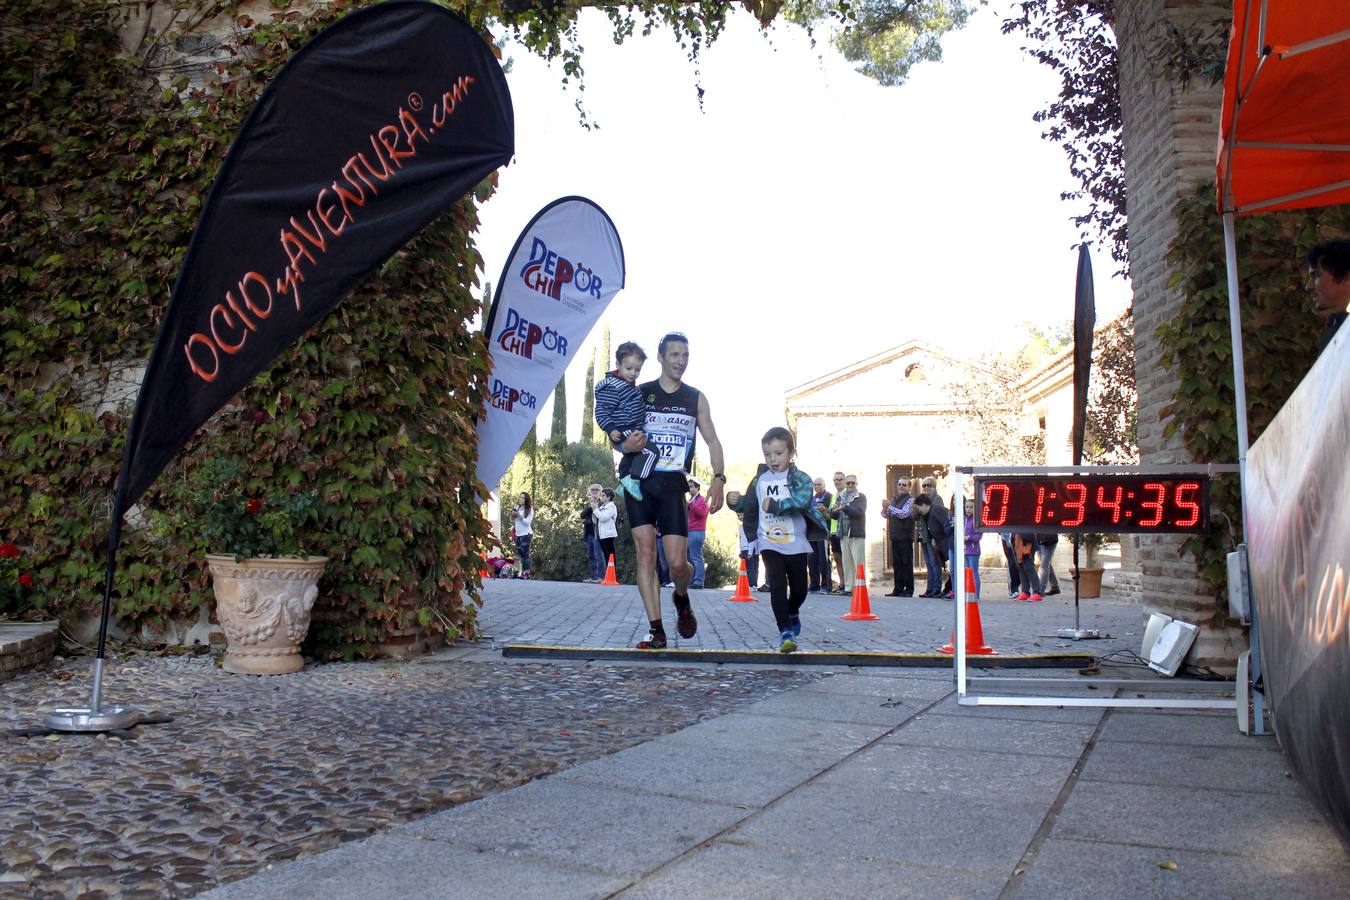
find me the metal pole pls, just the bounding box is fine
[42,481,145,733]
[1222,209,1265,734]
[954,469,966,698]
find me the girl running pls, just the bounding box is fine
[727,427,829,653]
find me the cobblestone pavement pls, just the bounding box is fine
[0,653,818,898]
[477,577,1149,660]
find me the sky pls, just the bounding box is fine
[472,3,1133,467]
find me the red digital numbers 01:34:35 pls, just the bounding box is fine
[974,476,1209,534]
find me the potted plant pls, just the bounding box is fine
[188,459,327,675]
[1072,533,1108,598]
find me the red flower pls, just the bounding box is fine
[245,498,262,515]
[18,573,33,587]
[0,543,18,559]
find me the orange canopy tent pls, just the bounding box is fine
[1215,1,1350,735]
[1218,1,1350,215]
[1215,0,1350,485]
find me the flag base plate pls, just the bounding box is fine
[43,705,144,733]
[1057,627,1104,641]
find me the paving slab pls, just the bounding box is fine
[619,839,1006,900]
[1096,709,1282,750]
[654,710,896,762]
[929,695,1108,725]
[1013,836,1350,900]
[882,710,1098,758]
[1079,739,1304,795]
[552,739,831,809]
[817,741,1078,807]
[394,778,748,878]
[726,780,1047,876]
[1049,780,1350,864]
[726,683,943,727]
[200,833,627,900]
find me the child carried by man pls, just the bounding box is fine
[593,341,658,500]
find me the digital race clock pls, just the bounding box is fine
[973,475,1210,534]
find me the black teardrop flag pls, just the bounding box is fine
[114,0,513,520]
[1071,243,1096,467]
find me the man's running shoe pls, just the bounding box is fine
[779,631,797,654]
[789,615,801,638]
[1029,593,1044,602]
[636,630,667,649]
[673,592,698,639]
[1016,592,1031,601]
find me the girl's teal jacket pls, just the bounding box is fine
[730,464,830,547]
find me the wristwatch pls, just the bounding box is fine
[712,473,726,483]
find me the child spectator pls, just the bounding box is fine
[593,342,657,500]
[727,427,829,654]
[962,498,982,598]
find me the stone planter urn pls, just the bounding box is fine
[205,555,328,675]
[1072,565,1105,599]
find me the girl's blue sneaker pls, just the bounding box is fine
[779,631,797,654]
[789,616,801,638]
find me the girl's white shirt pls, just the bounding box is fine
[514,506,534,536]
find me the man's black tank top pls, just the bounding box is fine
[639,379,701,476]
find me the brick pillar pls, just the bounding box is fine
[1116,0,1244,671]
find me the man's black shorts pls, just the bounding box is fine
[623,472,689,537]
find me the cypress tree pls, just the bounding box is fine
[550,374,568,447]
[582,347,597,444]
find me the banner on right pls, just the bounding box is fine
[1245,327,1350,844]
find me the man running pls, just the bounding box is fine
[620,332,726,648]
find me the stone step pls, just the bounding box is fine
[0,620,59,680]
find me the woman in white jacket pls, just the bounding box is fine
[594,488,620,571]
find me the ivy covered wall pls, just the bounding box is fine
[1,0,496,657]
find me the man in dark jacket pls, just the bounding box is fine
[1036,532,1062,595]
[918,477,950,597]
[884,476,916,596]
[808,476,833,593]
[830,474,866,592]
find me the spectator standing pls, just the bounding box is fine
[1013,532,1043,601]
[919,478,950,597]
[1307,239,1350,354]
[1000,532,1020,597]
[686,477,708,589]
[830,474,866,592]
[884,476,916,596]
[1036,532,1061,595]
[808,477,833,593]
[580,483,604,582]
[594,488,620,570]
[509,492,534,579]
[827,471,847,592]
[962,498,982,598]
[735,512,761,589]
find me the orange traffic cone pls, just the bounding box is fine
[479,553,490,579]
[727,558,756,602]
[841,562,878,621]
[600,554,619,586]
[939,568,996,655]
